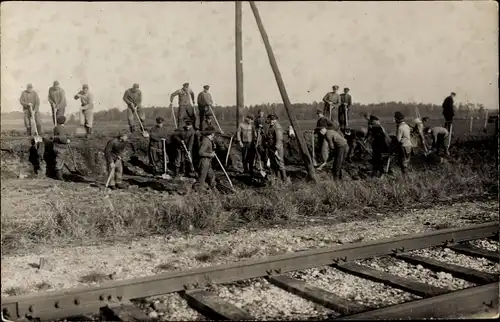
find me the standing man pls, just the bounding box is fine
[52,116,71,181]
[318,124,348,180]
[148,117,169,176]
[322,85,341,121]
[394,111,413,175]
[237,115,256,176]
[339,87,352,132]
[48,81,67,125]
[74,84,94,137]
[20,83,41,136]
[315,109,334,164]
[170,83,196,128]
[263,114,289,183]
[254,109,268,169]
[197,85,213,130]
[442,92,456,132]
[123,83,144,134]
[366,115,391,177]
[197,126,217,190]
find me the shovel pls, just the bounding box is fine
[254,148,267,178]
[181,140,196,173]
[133,107,149,137]
[214,154,235,192]
[317,161,329,171]
[209,106,224,134]
[225,135,234,167]
[160,139,171,179]
[312,133,318,167]
[447,124,453,151]
[29,106,42,143]
[52,105,57,126]
[171,105,178,128]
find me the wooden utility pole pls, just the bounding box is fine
[248,1,317,182]
[235,1,243,129]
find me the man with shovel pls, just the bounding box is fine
[123,83,144,134]
[170,83,196,128]
[20,83,42,136]
[149,117,169,176]
[318,124,348,180]
[315,109,334,164]
[52,116,71,181]
[339,87,352,132]
[263,114,289,183]
[74,84,94,137]
[171,120,196,178]
[394,111,413,175]
[48,81,67,125]
[196,126,218,190]
[197,85,213,130]
[104,131,129,190]
[237,115,256,176]
[322,85,341,121]
[366,115,392,177]
[442,92,456,132]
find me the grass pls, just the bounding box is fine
[1,153,497,255]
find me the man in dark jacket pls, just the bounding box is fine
[197,85,213,130]
[254,110,268,168]
[48,81,67,125]
[171,120,196,177]
[149,117,169,176]
[263,114,289,183]
[315,109,335,163]
[197,126,217,190]
[123,83,144,133]
[52,116,71,181]
[20,83,42,136]
[366,115,392,177]
[104,131,129,189]
[339,87,352,132]
[442,92,456,132]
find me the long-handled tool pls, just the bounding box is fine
[181,140,196,173]
[447,123,453,151]
[105,164,116,189]
[214,154,235,191]
[161,138,171,179]
[483,110,489,133]
[311,132,318,167]
[209,106,224,134]
[225,135,234,166]
[51,104,57,126]
[317,161,329,171]
[133,107,149,137]
[29,105,43,143]
[171,105,178,128]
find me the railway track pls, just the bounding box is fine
[2,222,499,321]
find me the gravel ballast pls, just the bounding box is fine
[1,200,498,320]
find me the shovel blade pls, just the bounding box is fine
[142,131,149,138]
[33,136,42,143]
[161,173,172,180]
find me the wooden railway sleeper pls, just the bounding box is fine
[332,256,348,264]
[391,247,405,254]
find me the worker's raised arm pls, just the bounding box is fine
[170,90,179,104]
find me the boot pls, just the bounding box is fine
[85,126,92,138]
[55,169,64,181]
[130,125,136,134]
[174,167,182,178]
[27,128,32,136]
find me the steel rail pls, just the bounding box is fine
[336,282,499,320]
[1,222,497,321]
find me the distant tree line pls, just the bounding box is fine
[65,101,491,125]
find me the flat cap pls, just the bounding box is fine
[133,83,139,89]
[183,82,189,87]
[156,116,165,123]
[344,87,349,91]
[183,119,192,125]
[202,126,216,135]
[332,85,339,89]
[82,84,89,89]
[117,130,129,137]
[316,109,323,114]
[394,111,405,121]
[203,85,210,89]
[27,83,33,88]
[53,81,59,86]
[267,114,278,120]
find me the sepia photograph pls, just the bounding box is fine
[1,1,498,320]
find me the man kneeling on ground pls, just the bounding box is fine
[52,116,71,181]
[105,131,129,190]
[197,126,217,190]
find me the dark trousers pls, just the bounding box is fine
[149,146,167,174]
[197,157,216,188]
[371,150,390,177]
[444,115,453,132]
[178,105,196,128]
[332,145,348,179]
[51,106,66,125]
[338,105,348,130]
[398,145,412,174]
[433,134,449,156]
[198,105,209,130]
[241,142,256,174]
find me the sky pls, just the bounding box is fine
[1,1,498,114]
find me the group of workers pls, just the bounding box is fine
[21,80,458,189]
